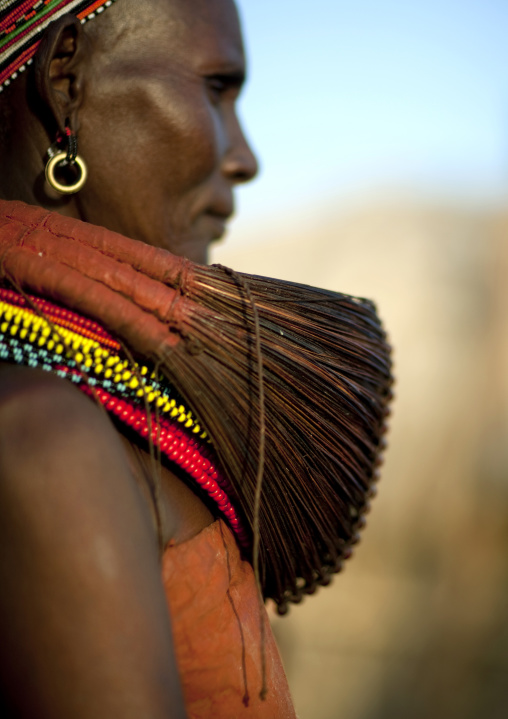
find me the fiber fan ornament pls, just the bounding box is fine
[0,0,119,92]
[0,200,393,612]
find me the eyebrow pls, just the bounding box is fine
[199,51,246,80]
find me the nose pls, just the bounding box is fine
[221,113,259,184]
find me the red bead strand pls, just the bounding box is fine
[81,384,250,547]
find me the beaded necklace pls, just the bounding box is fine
[0,286,248,547]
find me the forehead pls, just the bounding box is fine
[173,0,245,69]
[107,0,245,71]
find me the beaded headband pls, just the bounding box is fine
[0,0,119,92]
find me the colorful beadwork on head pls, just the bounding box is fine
[0,0,120,93]
[0,286,249,547]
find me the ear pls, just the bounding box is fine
[33,14,88,136]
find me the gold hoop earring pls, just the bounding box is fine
[45,126,87,195]
[45,151,88,195]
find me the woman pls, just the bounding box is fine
[0,1,392,717]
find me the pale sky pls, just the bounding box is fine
[233,0,508,222]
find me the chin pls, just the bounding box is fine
[164,237,211,265]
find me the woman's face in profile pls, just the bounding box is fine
[76,0,257,263]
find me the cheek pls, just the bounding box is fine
[160,103,222,195]
[81,77,220,196]
[129,80,220,196]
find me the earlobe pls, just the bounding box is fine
[33,14,88,136]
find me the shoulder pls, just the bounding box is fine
[0,363,110,461]
[0,364,185,717]
[0,364,131,512]
[0,363,150,539]
[0,363,155,562]
[0,363,110,452]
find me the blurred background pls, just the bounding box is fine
[211,1,508,717]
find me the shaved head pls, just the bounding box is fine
[0,0,257,263]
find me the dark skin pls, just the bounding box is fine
[0,0,257,264]
[0,0,257,716]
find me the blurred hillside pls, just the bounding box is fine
[212,197,508,719]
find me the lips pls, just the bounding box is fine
[204,213,229,241]
[204,196,235,240]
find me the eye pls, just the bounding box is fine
[205,76,229,104]
[205,73,244,104]
[207,76,227,94]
